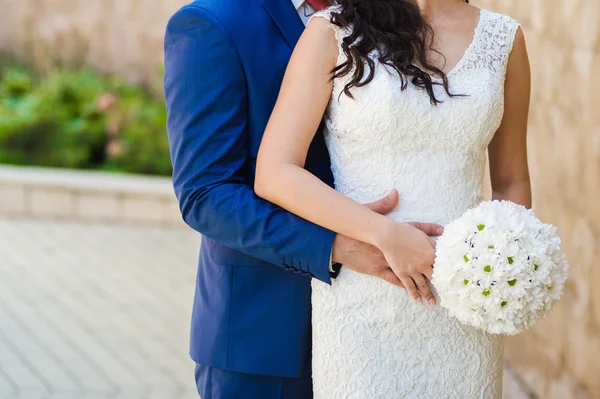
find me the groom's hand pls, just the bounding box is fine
[331,190,444,289]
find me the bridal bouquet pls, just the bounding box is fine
[432,200,568,335]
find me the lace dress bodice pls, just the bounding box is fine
[309,7,521,399]
[321,7,519,226]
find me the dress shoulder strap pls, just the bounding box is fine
[471,9,521,80]
[308,5,345,29]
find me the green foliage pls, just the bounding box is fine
[0,63,172,176]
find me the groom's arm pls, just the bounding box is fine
[164,5,336,283]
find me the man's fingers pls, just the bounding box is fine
[379,269,405,288]
[408,222,444,236]
[364,189,399,215]
[413,274,436,305]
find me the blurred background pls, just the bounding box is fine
[0,0,598,398]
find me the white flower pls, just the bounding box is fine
[432,200,569,335]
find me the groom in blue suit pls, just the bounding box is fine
[164,0,437,397]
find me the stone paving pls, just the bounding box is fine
[0,217,531,399]
[0,218,200,399]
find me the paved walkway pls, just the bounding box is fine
[0,218,200,399]
[0,217,532,399]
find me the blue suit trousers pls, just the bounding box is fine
[195,363,313,399]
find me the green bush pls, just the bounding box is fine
[0,64,172,176]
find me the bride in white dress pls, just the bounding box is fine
[256,0,532,397]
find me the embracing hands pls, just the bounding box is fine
[375,220,439,304]
[331,190,443,305]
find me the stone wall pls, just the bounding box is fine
[0,0,188,85]
[0,0,599,397]
[474,0,600,398]
[0,165,183,227]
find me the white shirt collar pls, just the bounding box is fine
[291,0,305,11]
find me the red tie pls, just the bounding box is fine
[305,0,330,11]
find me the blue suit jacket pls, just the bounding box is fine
[164,0,337,378]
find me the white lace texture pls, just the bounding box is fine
[309,7,520,399]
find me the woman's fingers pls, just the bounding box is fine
[429,237,436,249]
[420,263,434,280]
[413,274,436,305]
[401,276,422,303]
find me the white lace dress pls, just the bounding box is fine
[310,7,521,399]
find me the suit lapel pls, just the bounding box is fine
[262,0,305,48]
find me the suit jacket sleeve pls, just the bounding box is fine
[164,6,336,283]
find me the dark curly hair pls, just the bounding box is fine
[329,0,469,105]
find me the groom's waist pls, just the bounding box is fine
[201,237,280,268]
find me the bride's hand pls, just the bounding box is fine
[375,221,437,304]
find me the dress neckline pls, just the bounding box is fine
[428,8,487,82]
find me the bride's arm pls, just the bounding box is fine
[255,19,389,253]
[489,28,532,208]
[255,18,435,302]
